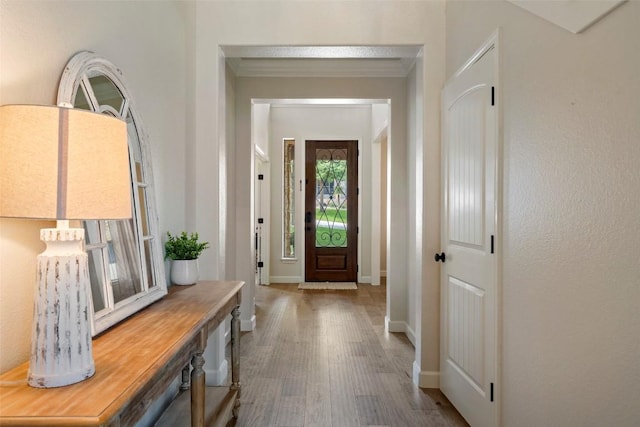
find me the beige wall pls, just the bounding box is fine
[446,1,640,424]
[0,0,189,372]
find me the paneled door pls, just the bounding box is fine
[305,140,358,282]
[439,36,499,427]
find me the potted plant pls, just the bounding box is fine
[165,231,210,285]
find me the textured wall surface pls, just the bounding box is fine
[446,1,640,425]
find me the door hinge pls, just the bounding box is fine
[357,226,359,234]
[357,188,360,195]
[258,174,264,180]
[491,86,495,106]
[490,235,495,254]
[357,265,359,272]
[490,382,494,402]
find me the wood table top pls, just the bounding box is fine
[0,280,243,426]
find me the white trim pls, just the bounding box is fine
[360,276,371,284]
[255,144,269,162]
[257,98,390,106]
[413,360,440,388]
[405,323,416,347]
[385,316,405,333]
[385,317,416,346]
[205,359,228,386]
[240,315,256,332]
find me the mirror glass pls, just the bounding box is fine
[57,52,167,335]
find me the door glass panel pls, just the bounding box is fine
[283,139,296,258]
[315,148,348,248]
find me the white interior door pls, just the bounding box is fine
[440,37,499,427]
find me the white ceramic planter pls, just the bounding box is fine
[170,259,199,286]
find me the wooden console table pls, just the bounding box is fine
[0,280,243,426]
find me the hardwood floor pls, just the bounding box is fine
[230,282,469,427]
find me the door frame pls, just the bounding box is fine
[440,29,502,426]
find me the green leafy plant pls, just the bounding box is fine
[164,232,210,260]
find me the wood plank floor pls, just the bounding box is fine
[229,282,469,427]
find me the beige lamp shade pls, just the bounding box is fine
[0,105,131,220]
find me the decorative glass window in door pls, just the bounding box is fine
[283,139,296,258]
[315,148,348,247]
[57,52,167,335]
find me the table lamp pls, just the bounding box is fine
[0,105,130,388]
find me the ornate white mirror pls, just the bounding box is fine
[57,52,167,335]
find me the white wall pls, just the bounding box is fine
[268,104,372,282]
[0,0,188,372]
[446,1,640,425]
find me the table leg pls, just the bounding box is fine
[181,365,190,391]
[230,306,241,418]
[190,351,205,427]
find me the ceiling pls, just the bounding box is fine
[223,45,422,78]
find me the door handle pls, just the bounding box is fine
[434,252,446,263]
[305,212,312,223]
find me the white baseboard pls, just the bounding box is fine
[385,317,416,346]
[241,315,256,332]
[269,276,302,284]
[205,359,228,386]
[359,275,371,284]
[420,370,440,388]
[385,316,405,333]
[405,323,416,347]
[412,361,440,388]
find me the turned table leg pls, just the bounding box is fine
[180,365,190,391]
[230,306,241,418]
[190,327,208,427]
[190,351,205,427]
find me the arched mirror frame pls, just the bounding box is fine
[57,51,167,335]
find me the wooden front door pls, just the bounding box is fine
[305,140,358,282]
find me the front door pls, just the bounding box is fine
[439,37,499,427]
[305,140,358,282]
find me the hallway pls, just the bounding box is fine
[233,283,468,426]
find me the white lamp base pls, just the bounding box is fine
[28,227,95,388]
